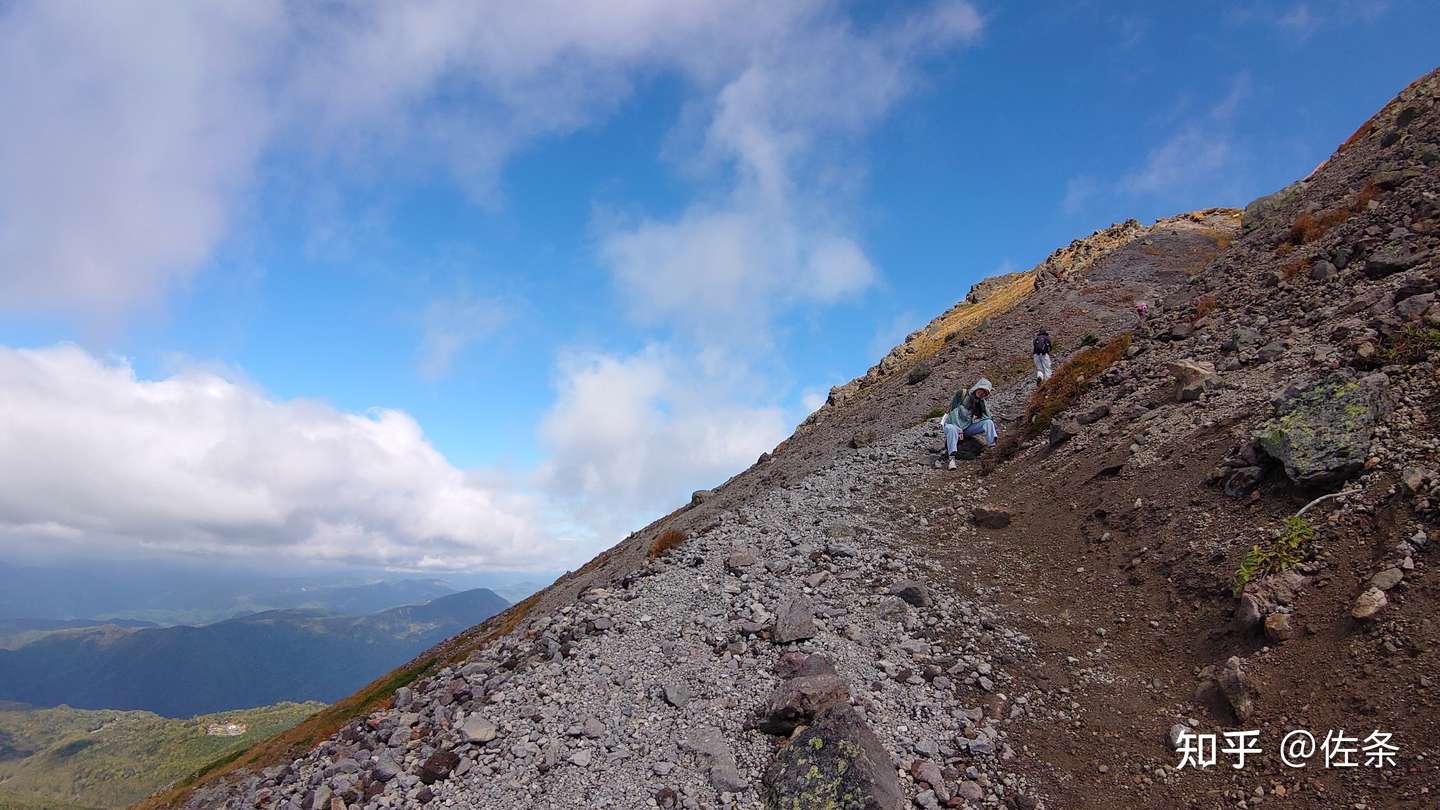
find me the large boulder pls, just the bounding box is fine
[1253,372,1391,486]
[1168,358,1216,402]
[751,655,851,735]
[761,704,902,810]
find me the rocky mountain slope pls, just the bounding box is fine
[156,67,1439,809]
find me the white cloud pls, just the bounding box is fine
[1119,73,1250,197]
[0,0,975,320]
[417,292,513,381]
[0,1,282,316]
[599,1,980,342]
[1229,0,1390,38]
[1062,175,1100,215]
[534,345,788,540]
[1121,129,1233,196]
[0,345,564,570]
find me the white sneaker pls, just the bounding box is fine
[947,457,957,470]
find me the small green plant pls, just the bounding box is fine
[1079,333,1099,347]
[1233,515,1315,595]
[923,405,945,420]
[1384,324,1440,364]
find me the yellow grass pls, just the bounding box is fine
[907,272,1037,361]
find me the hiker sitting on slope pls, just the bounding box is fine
[941,377,998,469]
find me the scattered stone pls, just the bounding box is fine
[691,489,715,506]
[771,595,818,643]
[889,580,932,608]
[1217,656,1254,723]
[1263,612,1295,642]
[663,679,691,708]
[459,715,497,744]
[1048,417,1079,447]
[1371,568,1404,591]
[1353,587,1389,621]
[907,362,933,385]
[1168,358,1216,402]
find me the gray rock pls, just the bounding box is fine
[371,751,401,782]
[1048,418,1079,447]
[460,715,497,744]
[760,703,902,810]
[725,550,757,572]
[1254,371,1390,486]
[1371,568,1403,590]
[888,580,932,608]
[1309,260,1338,282]
[1077,404,1110,425]
[1167,724,1190,751]
[771,595,817,643]
[877,596,909,622]
[1242,181,1304,233]
[662,679,691,708]
[568,749,593,767]
[1364,245,1421,278]
[1397,292,1436,320]
[751,654,850,735]
[682,727,750,794]
[1217,656,1254,723]
[691,489,716,505]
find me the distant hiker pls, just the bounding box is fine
[1135,300,1150,321]
[1032,329,1053,383]
[940,377,999,469]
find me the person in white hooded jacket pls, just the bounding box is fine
[940,377,998,469]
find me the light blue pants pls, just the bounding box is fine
[944,418,997,452]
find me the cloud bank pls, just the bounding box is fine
[0,345,560,570]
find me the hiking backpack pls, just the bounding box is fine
[1033,333,1052,355]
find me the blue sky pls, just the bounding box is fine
[0,0,1435,573]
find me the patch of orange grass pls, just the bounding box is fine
[1192,295,1217,321]
[1279,182,1385,254]
[647,528,687,559]
[989,333,1130,468]
[1337,120,1373,154]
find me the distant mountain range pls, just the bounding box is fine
[0,618,159,650]
[0,588,508,717]
[0,560,466,626]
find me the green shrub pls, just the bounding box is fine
[1079,333,1099,347]
[1384,324,1440,365]
[1233,515,1315,595]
